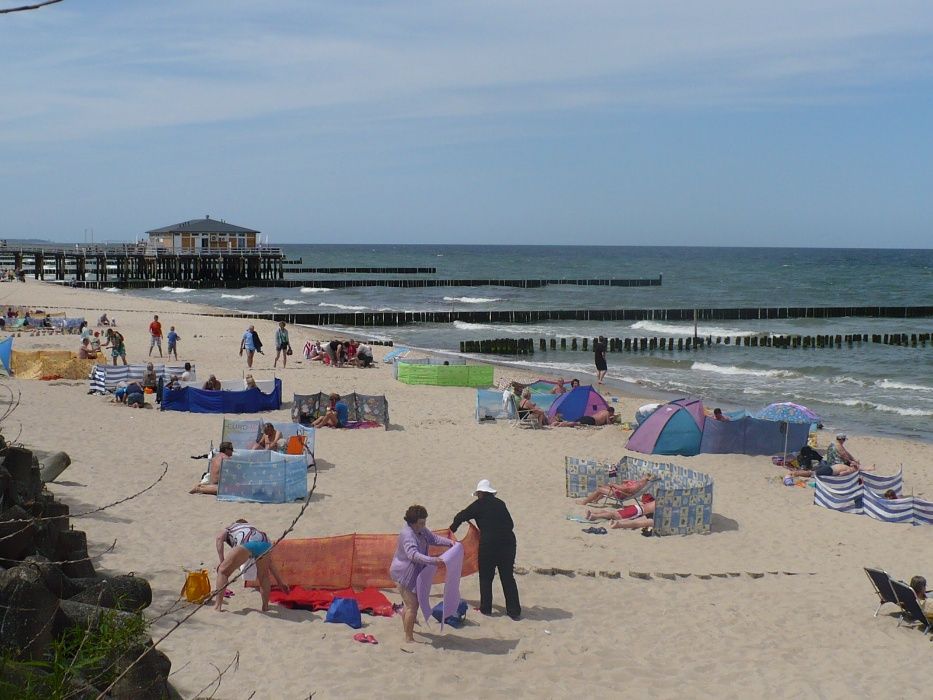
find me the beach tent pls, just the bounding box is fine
[292,392,389,429]
[0,337,12,376]
[249,523,480,589]
[626,398,706,456]
[699,416,810,456]
[161,378,282,413]
[396,362,492,387]
[546,385,609,422]
[88,363,194,393]
[217,451,308,503]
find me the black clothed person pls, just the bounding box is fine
[450,480,521,620]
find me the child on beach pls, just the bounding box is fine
[166,326,180,360]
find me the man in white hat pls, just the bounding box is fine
[450,479,521,620]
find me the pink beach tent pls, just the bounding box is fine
[546,385,609,422]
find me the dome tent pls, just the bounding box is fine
[546,385,609,422]
[625,398,705,456]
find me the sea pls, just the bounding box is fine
[119,245,933,443]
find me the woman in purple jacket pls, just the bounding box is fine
[389,504,455,643]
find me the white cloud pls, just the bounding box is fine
[1,0,933,142]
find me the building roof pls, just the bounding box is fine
[146,217,259,236]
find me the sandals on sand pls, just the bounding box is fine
[353,633,379,644]
[582,526,607,535]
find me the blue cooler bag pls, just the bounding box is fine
[431,600,468,628]
[325,597,362,629]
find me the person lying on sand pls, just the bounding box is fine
[191,442,233,495]
[576,475,658,506]
[586,495,656,530]
[577,407,619,426]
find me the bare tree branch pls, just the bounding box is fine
[0,0,64,14]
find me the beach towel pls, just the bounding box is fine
[268,586,393,616]
[415,542,463,630]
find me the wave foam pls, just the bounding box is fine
[876,379,933,393]
[319,302,367,311]
[630,321,757,337]
[103,287,120,292]
[691,362,798,378]
[821,397,933,417]
[282,299,306,305]
[300,287,329,293]
[221,294,255,300]
[443,296,502,304]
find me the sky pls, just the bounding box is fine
[1,1,932,247]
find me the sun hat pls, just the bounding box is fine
[473,479,497,496]
[836,433,847,440]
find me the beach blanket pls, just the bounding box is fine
[247,523,479,589]
[268,586,393,616]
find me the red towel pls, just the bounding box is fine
[269,586,394,616]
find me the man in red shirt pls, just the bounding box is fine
[149,314,163,358]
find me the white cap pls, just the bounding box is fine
[473,479,497,496]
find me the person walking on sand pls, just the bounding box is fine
[214,520,288,613]
[166,325,180,361]
[389,505,456,643]
[594,335,608,384]
[148,314,163,358]
[450,480,521,620]
[273,321,290,368]
[102,328,128,366]
[240,325,257,368]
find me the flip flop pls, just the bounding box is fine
[353,633,370,644]
[582,527,607,535]
[365,634,378,644]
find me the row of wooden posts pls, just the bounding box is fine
[459,333,933,355]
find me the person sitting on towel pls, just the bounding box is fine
[785,433,872,478]
[576,474,658,506]
[252,423,283,450]
[191,441,233,495]
[585,494,656,530]
[306,340,324,362]
[519,388,549,425]
[577,407,618,426]
[203,374,222,391]
[312,393,349,428]
[824,433,862,469]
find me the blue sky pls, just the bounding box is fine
[1,1,932,247]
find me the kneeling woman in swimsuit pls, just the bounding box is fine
[585,495,657,530]
[214,519,289,612]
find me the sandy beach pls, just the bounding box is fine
[4,279,933,699]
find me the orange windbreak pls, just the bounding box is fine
[252,523,480,589]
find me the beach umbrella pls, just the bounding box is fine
[753,402,821,424]
[753,402,822,463]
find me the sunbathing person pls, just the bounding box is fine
[312,393,349,428]
[191,441,234,495]
[909,576,933,621]
[550,379,567,395]
[577,407,618,426]
[548,413,578,428]
[785,434,872,478]
[519,388,549,425]
[252,423,283,450]
[203,374,222,391]
[576,474,658,506]
[585,495,657,530]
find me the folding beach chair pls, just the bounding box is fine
[509,394,542,430]
[864,567,900,618]
[598,472,657,508]
[891,579,932,634]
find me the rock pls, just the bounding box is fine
[22,554,80,598]
[599,570,621,579]
[532,567,555,576]
[628,571,651,580]
[33,450,72,483]
[69,574,152,612]
[56,528,96,578]
[2,447,43,504]
[577,569,596,577]
[656,572,677,580]
[513,566,528,575]
[552,568,575,577]
[109,642,172,700]
[57,599,138,632]
[0,565,59,660]
[0,505,36,560]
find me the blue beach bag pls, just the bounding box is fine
[431,600,468,628]
[325,597,362,629]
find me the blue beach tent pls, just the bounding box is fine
[0,337,12,376]
[626,398,706,456]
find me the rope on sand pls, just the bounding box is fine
[517,566,816,581]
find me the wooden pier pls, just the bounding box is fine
[283,267,437,274]
[1,244,286,283]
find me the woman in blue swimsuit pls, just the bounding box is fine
[214,519,289,612]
